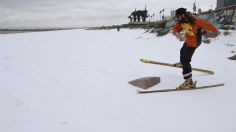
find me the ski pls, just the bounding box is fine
[137,83,224,93]
[140,59,214,75]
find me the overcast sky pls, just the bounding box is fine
[0,0,217,28]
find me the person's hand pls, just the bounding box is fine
[174,32,181,39]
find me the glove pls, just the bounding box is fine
[174,32,181,39]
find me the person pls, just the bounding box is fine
[117,26,120,32]
[172,8,218,89]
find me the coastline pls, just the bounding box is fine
[0,28,81,34]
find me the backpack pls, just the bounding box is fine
[196,28,202,47]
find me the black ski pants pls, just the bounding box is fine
[180,42,196,79]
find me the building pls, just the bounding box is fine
[216,0,236,9]
[170,10,176,18]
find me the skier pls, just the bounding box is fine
[172,8,218,89]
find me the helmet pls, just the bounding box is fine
[175,8,187,17]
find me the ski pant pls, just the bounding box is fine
[180,42,196,79]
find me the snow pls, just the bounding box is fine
[0,28,236,132]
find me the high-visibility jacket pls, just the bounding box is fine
[172,17,218,47]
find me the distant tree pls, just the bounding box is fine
[136,10,141,22]
[159,9,165,20]
[131,11,137,22]
[128,15,133,22]
[198,8,202,14]
[130,7,148,22]
[193,3,196,12]
[141,9,148,22]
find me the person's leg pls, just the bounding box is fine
[177,43,197,89]
[180,43,196,79]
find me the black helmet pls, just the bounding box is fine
[175,8,187,17]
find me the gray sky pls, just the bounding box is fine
[0,0,216,28]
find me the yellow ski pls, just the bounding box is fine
[140,59,214,75]
[137,83,224,93]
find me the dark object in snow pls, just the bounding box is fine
[228,54,236,60]
[203,31,220,38]
[223,30,231,36]
[129,77,161,89]
[224,43,234,47]
[117,27,120,31]
[203,38,211,44]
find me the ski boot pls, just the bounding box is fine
[176,78,197,90]
[173,62,182,67]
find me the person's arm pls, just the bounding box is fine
[172,22,182,39]
[172,22,182,33]
[196,18,218,33]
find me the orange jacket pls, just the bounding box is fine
[172,17,218,47]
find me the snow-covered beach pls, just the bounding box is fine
[0,28,236,132]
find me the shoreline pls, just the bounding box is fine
[0,28,82,34]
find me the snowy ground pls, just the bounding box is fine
[0,28,236,132]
